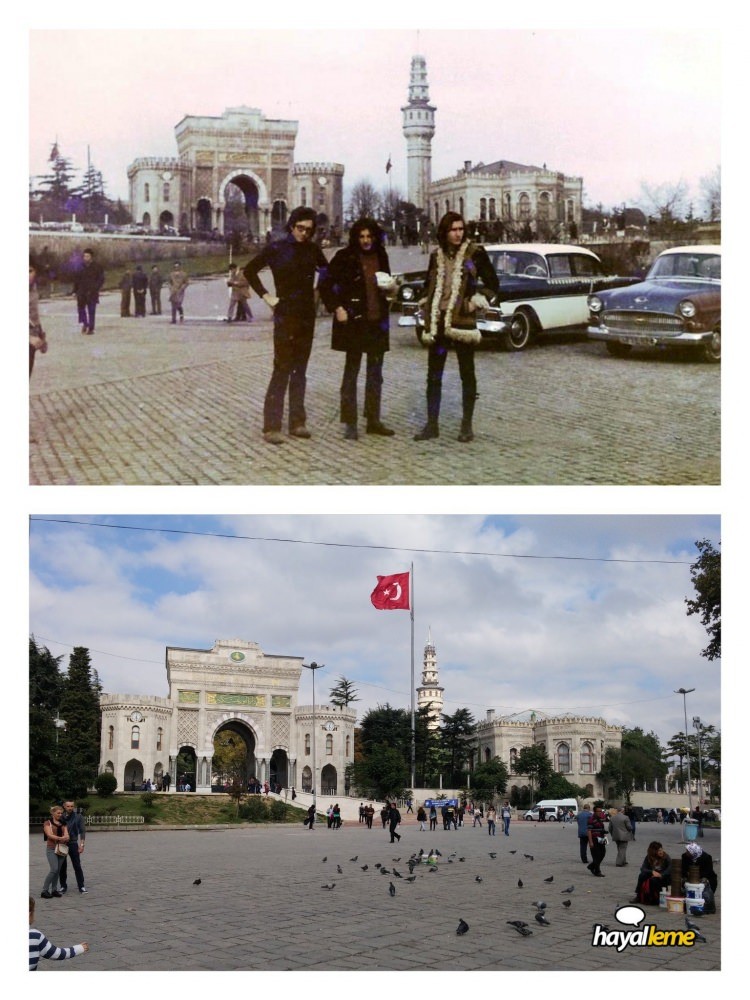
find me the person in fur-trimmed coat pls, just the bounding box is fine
[322,218,398,440]
[414,212,499,442]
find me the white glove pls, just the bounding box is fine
[263,293,280,308]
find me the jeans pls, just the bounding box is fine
[487,820,496,835]
[42,849,64,893]
[77,298,97,331]
[59,841,85,890]
[503,815,511,836]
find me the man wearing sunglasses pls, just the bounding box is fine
[244,207,332,444]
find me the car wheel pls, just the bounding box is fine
[701,326,720,363]
[502,310,534,351]
[605,341,633,358]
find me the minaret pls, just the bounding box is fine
[416,627,444,730]
[401,55,436,217]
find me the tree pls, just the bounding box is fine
[58,647,102,797]
[538,773,588,800]
[348,180,381,222]
[699,166,721,222]
[29,637,64,801]
[328,676,360,709]
[350,744,409,799]
[32,143,78,220]
[512,745,553,804]
[211,731,249,790]
[440,708,476,786]
[94,772,117,796]
[599,727,668,803]
[685,538,720,660]
[638,179,691,239]
[78,159,108,223]
[471,756,509,796]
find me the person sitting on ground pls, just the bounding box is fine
[681,842,718,893]
[631,841,672,904]
[29,895,88,971]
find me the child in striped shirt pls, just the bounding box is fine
[29,896,89,971]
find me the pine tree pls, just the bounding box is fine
[58,647,101,797]
[29,637,64,801]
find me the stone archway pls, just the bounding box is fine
[321,763,337,795]
[196,198,212,232]
[176,746,197,790]
[223,174,260,240]
[124,757,143,792]
[269,748,289,789]
[301,765,313,793]
[211,719,257,792]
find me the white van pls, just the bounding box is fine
[523,798,578,821]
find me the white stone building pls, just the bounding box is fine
[416,628,444,729]
[99,638,355,795]
[401,54,436,216]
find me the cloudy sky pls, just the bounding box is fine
[28,20,720,213]
[28,514,720,748]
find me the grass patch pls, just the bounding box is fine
[31,793,308,826]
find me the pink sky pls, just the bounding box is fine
[29,26,720,214]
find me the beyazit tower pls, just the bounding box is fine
[402,55,436,216]
[416,628,444,730]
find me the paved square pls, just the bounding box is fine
[29,817,720,972]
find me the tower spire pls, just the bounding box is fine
[401,54,436,217]
[417,628,443,730]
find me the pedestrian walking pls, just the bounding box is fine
[486,805,497,836]
[168,262,189,324]
[59,799,88,894]
[429,803,438,832]
[388,802,402,843]
[72,248,104,334]
[149,265,164,314]
[132,265,148,317]
[413,212,500,442]
[226,263,253,322]
[243,206,331,444]
[29,261,48,377]
[501,801,512,836]
[119,268,133,317]
[587,805,608,877]
[417,804,427,831]
[576,805,593,863]
[40,805,69,898]
[609,806,634,867]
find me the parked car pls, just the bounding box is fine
[397,244,639,350]
[587,245,721,363]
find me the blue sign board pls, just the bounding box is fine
[423,798,458,808]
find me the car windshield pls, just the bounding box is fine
[648,253,721,280]
[488,250,547,278]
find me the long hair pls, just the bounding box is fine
[348,217,384,248]
[646,841,664,864]
[436,211,467,250]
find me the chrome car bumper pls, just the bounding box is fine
[588,324,712,346]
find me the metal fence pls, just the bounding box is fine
[30,815,145,827]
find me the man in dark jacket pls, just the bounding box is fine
[132,265,148,317]
[320,218,397,440]
[72,248,105,334]
[59,800,88,894]
[388,802,402,843]
[243,207,331,445]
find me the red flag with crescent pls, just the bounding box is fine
[370,572,410,610]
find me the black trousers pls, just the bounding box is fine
[589,840,606,874]
[425,321,477,424]
[59,841,85,890]
[340,350,384,425]
[264,314,314,432]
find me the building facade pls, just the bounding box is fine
[474,709,622,800]
[99,638,355,795]
[127,106,344,239]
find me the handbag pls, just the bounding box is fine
[54,843,69,856]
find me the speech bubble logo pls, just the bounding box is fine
[615,904,646,927]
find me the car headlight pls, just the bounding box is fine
[679,299,697,318]
[401,287,414,301]
[588,295,603,313]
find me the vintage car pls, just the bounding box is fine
[587,245,721,363]
[397,243,638,350]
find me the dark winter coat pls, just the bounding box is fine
[72,260,105,305]
[323,243,392,354]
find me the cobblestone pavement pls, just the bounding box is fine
[29,274,720,486]
[29,819,720,972]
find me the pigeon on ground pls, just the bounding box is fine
[350,855,358,862]
[193,879,202,885]
[456,919,469,936]
[374,863,382,869]
[562,900,572,908]
[524,854,535,861]
[429,866,439,872]
[321,883,336,890]
[433,849,442,857]
[475,876,483,883]
[517,879,524,888]
[686,918,707,943]
[459,857,466,863]
[380,867,390,875]
[393,869,403,878]
[532,901,547,910]
[361,865,369,871]
[560,885,575,894]
[321,857,327,863]
[511,925,533,937]
[392,857,401,862]
[406,875,417,883]
[506,920,529,929]
[535,912,551,926]
[509,850,517,854]
[489,852,497,859]
[544,876,554,883]
[593,923,610,933]
[389,882,396,897]
[336,865,343,874]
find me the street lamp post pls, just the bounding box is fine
[675,687,695,816]
[693,715,705,810]
[303,661,324,809]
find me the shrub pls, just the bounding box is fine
[270,799,287,822]
[94,772,118,797]
[238,796,267,822]
[140,792,156,807]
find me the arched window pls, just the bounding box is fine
[509,747,518,767]
[445,199,451,215]
[538,192,551,221]
[325,734,333,755]
[556,743,570,773]
[144,183,150,203]
[567,199,575,222]
[345,735,351,756]
[580,742,595,773]
[108,725,114,750]
[503,193,512,219]
[300,186,307,207]
[479,197,487,221]
[156,727,163,751]
[131,726,140,750]
[489,198,497,221]
[304,734,311,756]
[519,193,531,220]
[163,183,170,202]
[459,197,464,217]
[484,747,491,762]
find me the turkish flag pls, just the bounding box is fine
[370,572,410,610]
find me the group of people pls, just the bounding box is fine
[118,261,189,323]
[39,800,88,900]
[242,206,499,445]
[630,841,718,908]
[358,802,376,828]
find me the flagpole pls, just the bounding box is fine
[410,561,415,792]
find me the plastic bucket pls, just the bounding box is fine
[666,897,685,914]
[686,897,705,915]
[685,882,705,900]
